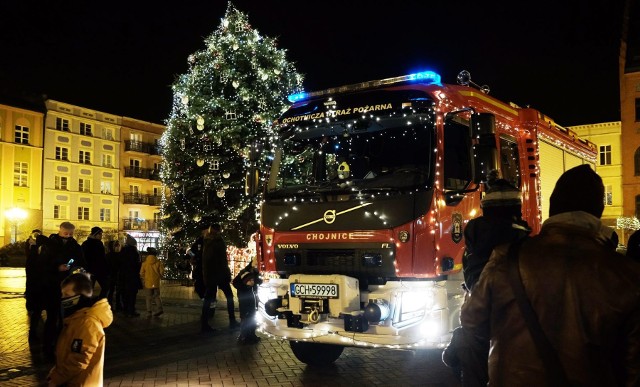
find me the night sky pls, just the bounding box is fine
[0,1,625,127]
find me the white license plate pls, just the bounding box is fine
[290,283,339,298]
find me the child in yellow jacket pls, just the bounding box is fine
[139,247,164,317]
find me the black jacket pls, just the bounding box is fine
[462,216,530,291]
[201,234,230,287]
[82,238,108,279]
[40,234,86,290]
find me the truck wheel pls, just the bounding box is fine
[289,341,344,365]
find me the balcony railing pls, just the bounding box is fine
[123,193,162,206]
[125,140,161,155]
[123,218,159,231]
[124,166,161,180]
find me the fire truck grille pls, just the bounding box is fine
[274,244,396,279]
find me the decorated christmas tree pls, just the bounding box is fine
[160,3,303,260]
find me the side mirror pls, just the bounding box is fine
[245,168,260,197]
[470,113,498,183]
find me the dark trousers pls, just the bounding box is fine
[122,288,139,315]
[201,281,236,325]
[42,291,62,356]
[238,293,257,339]
[92,275,109,299]
[106,277,123,310]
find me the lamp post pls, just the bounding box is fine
[5,207,27,243]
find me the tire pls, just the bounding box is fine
[289,341,344,365]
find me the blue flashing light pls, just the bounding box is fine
[406,71,441,84]
[285,70,442,103]
[287,92,309,103]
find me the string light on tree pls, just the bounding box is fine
[159,1,303,271]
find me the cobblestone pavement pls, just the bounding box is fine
[0,267,461,386]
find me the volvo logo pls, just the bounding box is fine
[323,210,336,224]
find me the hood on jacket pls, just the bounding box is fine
[65,298,113,328]
[145,254,158,264]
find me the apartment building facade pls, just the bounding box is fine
[119,117,165,251]
[0,103,44,244]
[42,100,122,238]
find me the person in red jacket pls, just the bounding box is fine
[46,272,113,386]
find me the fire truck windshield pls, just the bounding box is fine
[267,114,435,195]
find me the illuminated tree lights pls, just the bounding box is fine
[160,2,303,258]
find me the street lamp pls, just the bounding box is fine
[5,207,27,243]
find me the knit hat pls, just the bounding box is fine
[481,179,521,208]
[240,271,255,285]
[125,234,137,246]
[90,226,103,236]
[549,165,604,218]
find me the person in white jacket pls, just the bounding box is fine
[139,247,164,317]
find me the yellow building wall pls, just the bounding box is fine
[570,122,622,228]
[43,100,121,238]
[119,117,165,242]
[0,104,44,246]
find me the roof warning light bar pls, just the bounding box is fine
[287,70,442,103]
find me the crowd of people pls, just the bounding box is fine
[24,219,261,385]
[23,164,640,386]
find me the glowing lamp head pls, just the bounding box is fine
[287,92,308,103]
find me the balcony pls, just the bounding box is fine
[124,166,161,179]
[123,218,160,231]
[125,140,161,155]
[123,193,162,206]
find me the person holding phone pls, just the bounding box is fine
[39,222,86,360]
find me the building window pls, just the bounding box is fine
[14,125,29,144]
[103,128,114,141]
[102,154,113,168]
[153,186,162,196]
[636,195,640,218]
[77,206,90,220]
[100,181,112,194]
[79,150,91,164]
[635,148,640,176]
[79,178,91,192]
[130,184,140,195]
[56,147,69,160]
[100,208,111,222]
[129,209,140,219]
[55,175,68,190]
[79,122,92,136]
[599,145,612,165]
[54,204,67,219]
[604,185,613,206]
[56,117,70,131]
[13,162,28,187]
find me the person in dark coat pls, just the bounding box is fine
[105,240,124,311]
[39,221,86,359]
[24,229,48,342]
[119,234,142,317]
[189,225,208,299]
[82,226,109,299]
[232,261,262,344]
[200,223,239,332]
[462,165,640,386]
[626,229,640,261]
[443,178,530,386]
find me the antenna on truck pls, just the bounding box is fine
[457,70,490,94]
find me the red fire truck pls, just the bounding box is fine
[251,70,597,364]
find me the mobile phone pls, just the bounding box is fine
[67,258,74,266]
